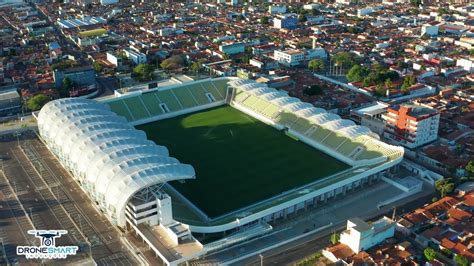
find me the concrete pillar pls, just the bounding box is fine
[283,208,288,219]
[304,201,308,211]
[313,197,318,206]
[342,185,347,196]
[273,213,276,223]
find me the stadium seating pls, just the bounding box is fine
[107,100,134,121]
[173,87,198,108]
[309,127,332,142]
[275,112,299,127]
[336,140,361,156]
[139,94,164,116]
[122,96,150,120]
[261,104,280,118]
[229,88,404,164]
[106,79,231,122]
[290,118,313,133]
[187,84,212,105]
[321,132,348,150]
[234,90,249,103]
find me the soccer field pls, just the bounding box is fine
[137,106,349,218]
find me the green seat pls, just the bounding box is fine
[107,100,134,121]
[123,97,150,120]
[173,87,198,108]
[156,90,182,112]
[140,93,163,116]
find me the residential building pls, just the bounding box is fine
[456,58,474,73]
[0,89,21,116]
[340,217,396,253]
[273,14,298,30]
[350,102,390,136]
[274,48,326,67]
[422,24,439,36]
[268,5,286,14]
[219,42,245,55]
[383,104,440,149]
[124,47,147,65]
[100,0,118,4]
[106,52,123,67]
[274,49,304,66]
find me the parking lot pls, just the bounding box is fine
[0,131,141,265]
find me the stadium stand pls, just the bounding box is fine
[105,79,230,123]
[104,78,402,167]
[228,80,404,166]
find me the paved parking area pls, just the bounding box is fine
[0,132,141,265]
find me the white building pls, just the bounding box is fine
[382,104,440,149]
[124,47,147,65]
[106,52,122,67]
[335,0,356,4]
[268,5,286,14]
[274,48,327,67]
[456,58,474,73]
[274,49,305,66]
[340,217,395,253]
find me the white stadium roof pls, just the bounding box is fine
[38,98,195,226]
[230,80,374,139]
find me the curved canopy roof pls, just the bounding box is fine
[230,80,374,140]
[37,98,195,226]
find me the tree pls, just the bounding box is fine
[454,255,469,266]
[466,160,474,176]
[435,179,455,198]
[260,16,269,24]
[347,65,369,82]
[308,59,325,73]
[298,14,307,22]
[410,0,422,6]
[26,94,50,111]
[424,247,437,262]
[384,79,393,90]
[59,77,74,97]
[160,55,186,71]
[375,84,387,97]
[333,52,356,68]
[93,62,103,73]
[330,232,340,245]
[51,59,78,71]
[191,61,202,77]
[133,64,154,81]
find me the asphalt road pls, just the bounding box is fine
[241,189,435,266]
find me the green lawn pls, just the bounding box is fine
[136,106,349,218]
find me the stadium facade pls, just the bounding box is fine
[37,77,404,265]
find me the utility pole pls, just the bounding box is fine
[259,254,263,266]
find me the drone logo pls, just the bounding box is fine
[16,230,79,259]
[29,230,66,247]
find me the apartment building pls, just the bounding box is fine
[382,104,440,149]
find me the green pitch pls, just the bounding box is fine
[137,106,349,218]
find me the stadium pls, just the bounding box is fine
[36,77,404,265]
